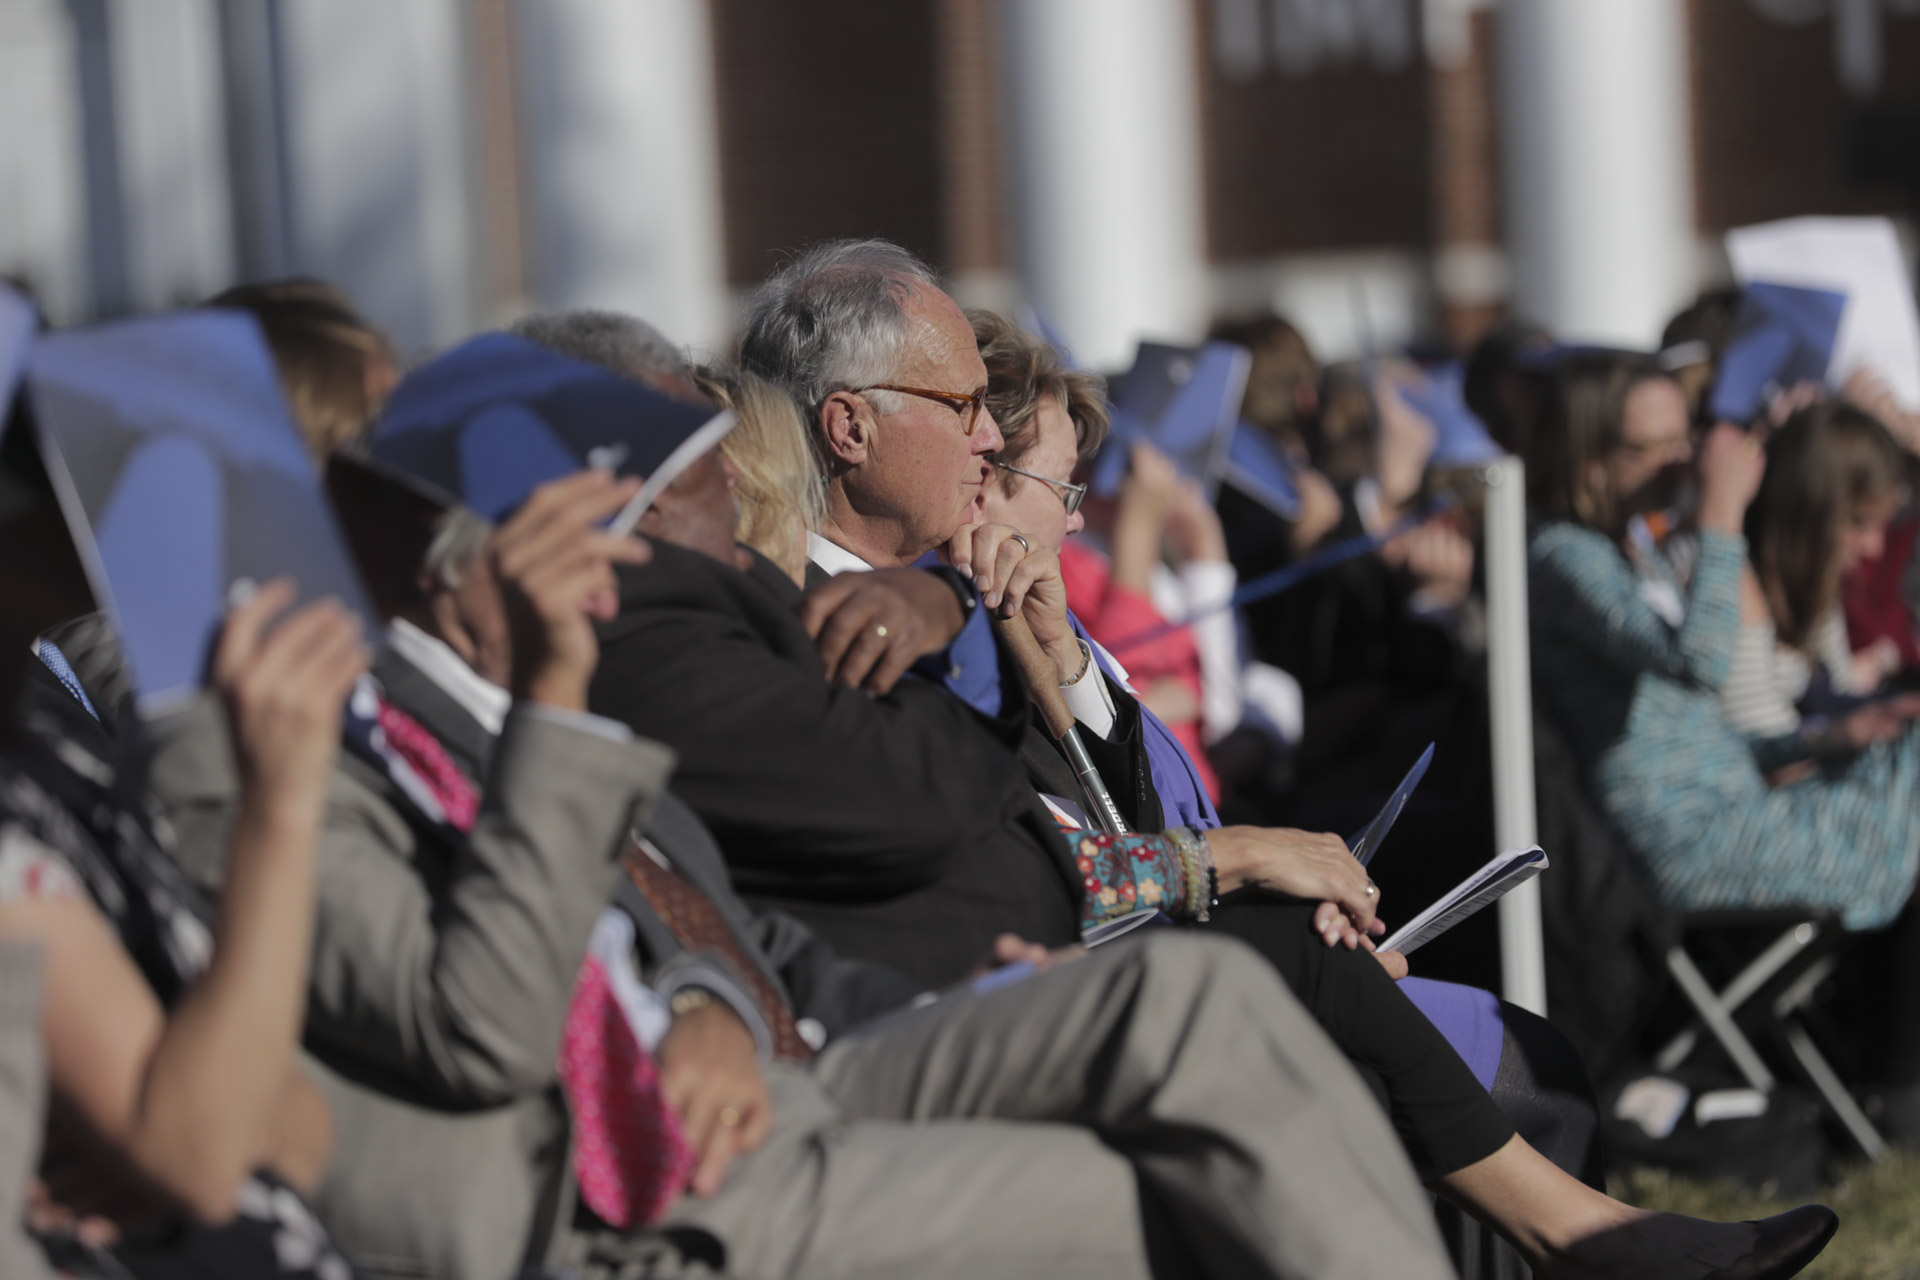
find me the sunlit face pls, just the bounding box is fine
[1601,378,1693,517]
[850,285,1005,554]
[975,395,1084,553]
[1841,495,1898,573]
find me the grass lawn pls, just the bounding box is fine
[1612,1152,1920,1279]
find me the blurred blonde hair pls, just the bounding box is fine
[207,277,394,463]
[702,367,826,583]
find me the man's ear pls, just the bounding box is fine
[819,392,872,466]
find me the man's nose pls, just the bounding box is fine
[1067,508,1086,535]
[973,408,1005,454]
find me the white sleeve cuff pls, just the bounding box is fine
[1060,641,1118,740]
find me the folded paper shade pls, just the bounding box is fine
[1708,281,1848,426]
[369,332,734,529]
[1092,341,1250,499]
[1396,362,1502,468]
[1728,216,1920,411]
[25,309,375,713]
[1222,423,1302,520]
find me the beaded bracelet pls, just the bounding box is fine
[1166,826,1215,923]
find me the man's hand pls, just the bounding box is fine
[801,568,966,695]
[657,1003,773,1199]
[1207,826,1379,937]
[491,471,652,711]
[944,523,1080,682]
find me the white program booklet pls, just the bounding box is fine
[1378,845,1547,956]
[1726,216,1920,411]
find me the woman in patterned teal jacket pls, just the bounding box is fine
[1528,352,1920,932]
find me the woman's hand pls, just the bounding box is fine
[945,522,1081,681]
[1311,902,1407,974]
[1207,825,1378,936]
[1696,423,1766,536]
[213,581,369,827]
[1834,694,1920,752]
[1375,367,1439,516]
[1851,638,1902,693]
[1163,476,1229,566]
[1387,517,1474,608]
[1290,465,1345,556]
[1843,366,1920,456]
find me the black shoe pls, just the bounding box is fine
[1701,1206,1839,1280]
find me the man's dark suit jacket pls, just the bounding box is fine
[799,559,1167,837]
[590,541,1086,986]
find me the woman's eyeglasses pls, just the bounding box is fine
[995,459,1087,515]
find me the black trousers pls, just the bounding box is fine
[1192,894,1591,1184]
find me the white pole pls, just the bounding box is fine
[1498,0,1695,348]
[111,0,234,310]
[276,0,477,350]
[999,0,1208,369]
[515,0,732,355]
[1483,456,1546,1014]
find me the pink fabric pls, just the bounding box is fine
[375,699,480,832]
[1060,539,1219,802]
[558,954,695,1229]
[372,695,693,1226]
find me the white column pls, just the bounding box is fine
[1498,0,1695,349]
[1483,456,1546,1015]
[275,0,477,352]
[0,0,87,322]
[999,0,1209,370]
[514,0,732,357]
[111,0,233,310]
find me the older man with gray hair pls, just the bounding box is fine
[739,240,1153,813]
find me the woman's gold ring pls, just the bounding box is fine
[1364,881,1378,898]
[875,624,889,640]
[719,1106,742,1128]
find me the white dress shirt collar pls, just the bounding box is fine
[385,618,511,736]
[806,531,875,577]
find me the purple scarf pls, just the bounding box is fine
[1068,610,1220,831]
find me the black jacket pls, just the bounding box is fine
[590,541,1083,986]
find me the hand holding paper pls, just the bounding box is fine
[1377,846,1549,957]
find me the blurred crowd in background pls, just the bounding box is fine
[7,1,1920,1278]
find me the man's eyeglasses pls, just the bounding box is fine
[857,383,988,437]
[995,459,1087,515]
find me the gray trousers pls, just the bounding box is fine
[592,931,1452,1280]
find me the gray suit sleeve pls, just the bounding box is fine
[150,697,676,1108]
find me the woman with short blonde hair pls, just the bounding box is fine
[702,368,827,585]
